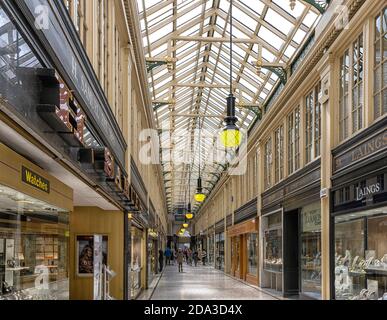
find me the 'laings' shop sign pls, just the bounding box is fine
[356,183,381,201]
[334,130,387,172]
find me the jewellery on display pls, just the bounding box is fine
[351,256,359,269]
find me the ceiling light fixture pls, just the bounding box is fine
[220,0,242,148]
[186,203,193,220]
[195,119,206,203]
[186,166,194,220]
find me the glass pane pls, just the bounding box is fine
[375,15,382,39]
[301,203,321,299]
[247,233,258,275]
[334,218,365,300]
[0,185,69,300]
[335,209,387,300]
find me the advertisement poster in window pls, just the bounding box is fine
[76,235,108,277]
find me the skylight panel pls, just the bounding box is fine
[238,0,264,16]
[258,26,284,50]
[216,16,226,30]
[148,24,173,44]
[233,7,256,33]
[177,5,203,27]
[148,4,172,28]
[219,0,229,13]
[303,11,319,28]
[284,44,296,59]
[180,24,200,36]
[239,78,256,95]
[265,8,294,36]
[293,28,306,44]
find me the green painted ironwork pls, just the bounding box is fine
[264,66,287,84]
[146,61,166,73]
[302,0,330,14]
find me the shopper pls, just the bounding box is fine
[177,249,184,273]
[158,249,164,272]
[187,249,193,265]
[201,249,207,266]
[193,250,199,267]
[164,247,172,265]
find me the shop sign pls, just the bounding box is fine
[21,166,50,194]
[334,130,387,172]
[302,203,321,233]
[356,183,381,201]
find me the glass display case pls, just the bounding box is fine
[215,233,225,271]
[0,185,69,300]
[208,234,214,266]
[231,236,241,275]
[247,233,258,275]
[131,227,143,299]
[300,203,322,299]
[263,212,283,273]
[334,208,387,300]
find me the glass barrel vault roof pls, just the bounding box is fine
[136,0,324,214]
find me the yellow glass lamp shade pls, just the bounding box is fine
[220,127,242,148]
[183,223,189,228]
[180,228,186,233]
[186,213,194,220]
[194,192,206,203]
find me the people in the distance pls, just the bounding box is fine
[177,248,184,273]
[201,249,207,266]
[164,247,172,265]
[193,250,199,267]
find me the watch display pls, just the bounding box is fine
[334,209,387,300]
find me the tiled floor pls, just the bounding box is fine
[151,264,278,300]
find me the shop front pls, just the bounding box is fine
[228,198,258,285]
[261,160,321,298]
[0,143,73,300]
[227,212,259,285]
[131,223,144,299]
[147,228,158,286]
[331,119,387,300]
[207,227,215,266]
[215,219,225,271]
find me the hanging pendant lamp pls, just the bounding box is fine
[186,168,194,220]
[186,202,194,220]
[220,0,242,148]
[195,118,206,203]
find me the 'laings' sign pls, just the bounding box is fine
[356,183,381,201]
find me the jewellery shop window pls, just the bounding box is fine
[300,203,322,300]
[131,227,142,298]
[208,234,214,266]
[263,212,283,273]
[334,208,387,300]
[215,233,225,271]
[0,185,69,300]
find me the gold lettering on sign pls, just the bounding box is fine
[351,132,387,162]
[22,167,50,194]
